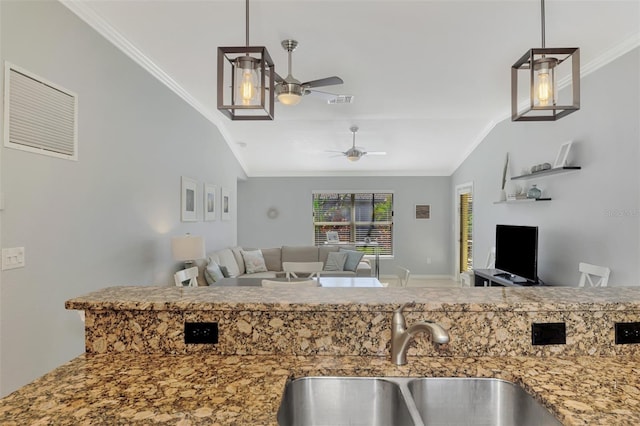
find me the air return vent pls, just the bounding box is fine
[327,95,354,105]
[4,63,78,160]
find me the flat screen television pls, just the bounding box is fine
[495,225,538,284]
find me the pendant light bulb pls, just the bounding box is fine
[537,69,552,106]
[533,58,557,107]
[239,69,256,104]
[234,57,259,105]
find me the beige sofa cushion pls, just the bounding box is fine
[210,248,241,278]
[260,247,282,271]
[282,246,319,263]
[230,246,245,274]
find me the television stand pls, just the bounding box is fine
[473,269,539,287]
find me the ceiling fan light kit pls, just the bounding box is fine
[276,83,304,105]
[217,0,275,120]
[274,39,345,106]
[511,0,580,122]
[327,126,387,162]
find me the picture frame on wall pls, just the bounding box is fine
[204,183,217,221]
[553,141,573,168]
[221,187,231,221]
[415,204,431,220]
[181,176,198,222]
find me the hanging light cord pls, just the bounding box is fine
[540,0,546,48]
[245,0,250,47]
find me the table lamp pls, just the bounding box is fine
[171,234,205,268]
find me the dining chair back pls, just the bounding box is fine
[174,266,199,287]
[282,261,324,280]
[397,266,411,287]
[578,262,610,287]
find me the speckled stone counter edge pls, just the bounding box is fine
[74,286,640,358]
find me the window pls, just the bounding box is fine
[459,192,473,272]
[312,192,393,255]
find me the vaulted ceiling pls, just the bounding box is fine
[65,1,640,176]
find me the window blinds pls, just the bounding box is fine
[312,192,394,255]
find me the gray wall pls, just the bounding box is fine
[452,48,640,286]
[237,176,452,276]
[0,1,244,396]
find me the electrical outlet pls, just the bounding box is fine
[615,322,640,344]
[531,322,566,345]
[184,322,218,344]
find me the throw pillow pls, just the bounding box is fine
[324,251,348,271]
[219,265,230,278]
[205,260,225,285]
[340,249,365,272]
[241,249,268,274]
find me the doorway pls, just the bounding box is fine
[454,183,473,282]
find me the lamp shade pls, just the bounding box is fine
[171,235,205,262]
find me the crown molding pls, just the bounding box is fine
[61,1,639,179]
[59,1,249,175]
[581,33,640,78]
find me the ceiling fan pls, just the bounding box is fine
[274,39,345,106]
[327,126,387,162]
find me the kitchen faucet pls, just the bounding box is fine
[391,302,450,365]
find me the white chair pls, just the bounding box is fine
[486,246,496,269]
[174,266,199,287]
[578,262,611,287]
[262,279,319,288]
[461,246,495,287]
[282,262,323,280]
[397,267,411,287]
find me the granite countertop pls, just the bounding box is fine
[66,285,640,312]
[1,352,639,425]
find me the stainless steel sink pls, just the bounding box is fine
[407,378,562,426]
[276,377,415,426]
[277,377,562,426]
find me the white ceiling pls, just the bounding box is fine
[64,1,640,177]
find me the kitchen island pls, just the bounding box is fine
[1,285,640,425]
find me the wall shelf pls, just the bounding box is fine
[511,166,581,180]
[493,198,551,204]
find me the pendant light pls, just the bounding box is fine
[511,0,580,121]
[217,0,275,120]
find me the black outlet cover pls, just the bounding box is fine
[615,322,640,344]
[532,322,566,345]
[184,322,219,344]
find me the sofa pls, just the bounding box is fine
[205,245,372,283]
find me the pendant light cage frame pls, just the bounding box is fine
[217,46,275,120]
[511,47,580,121]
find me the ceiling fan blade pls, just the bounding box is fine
[306,89,337,100]
[303,76,344,88]
[364,151,387,156]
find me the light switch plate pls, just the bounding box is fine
[2,247,25,270]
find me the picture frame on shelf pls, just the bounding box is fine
[553,141,573,168]
[221,187,231,221]
[181,176,197,222]
[204,183,216,221]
